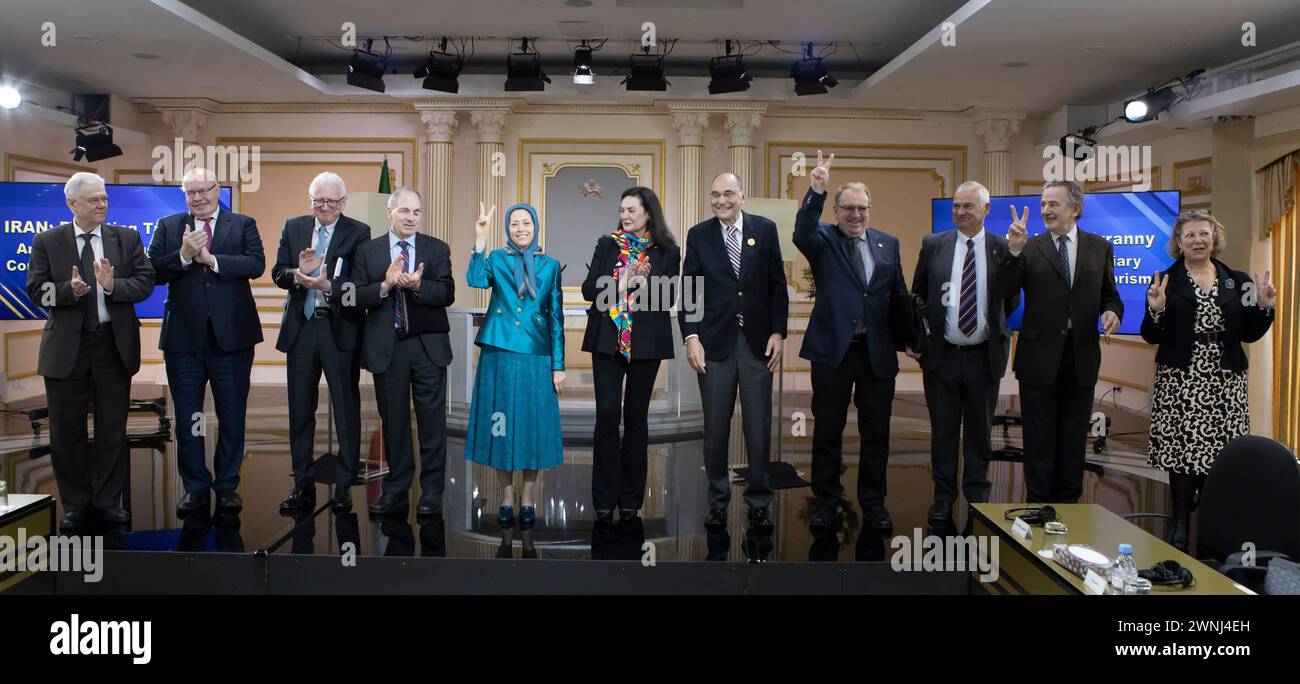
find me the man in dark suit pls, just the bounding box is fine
[679,172,788,531]
[148,168,264,516]
[999,180,1123,503]
[349,187,455,516]
[794,151,909,532]
[27,172,155,530]
[272,172,370,513]
[911,180,1018,529]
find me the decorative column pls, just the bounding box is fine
[724,111,762,192]
[972,116,1022,196]
[671,111,710,233]
[420,110,458,242]
[471,109,509,306]
[159,108,210,183]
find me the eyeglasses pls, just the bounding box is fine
[709,190,741,200]
[836,204,870,214]
[311,196,344,208]
[184,183,217,198]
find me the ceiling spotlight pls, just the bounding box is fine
[623,47,669,91]
[414,38,463,93]
[1059,129,1098,164]
[573,42,595,85]
[347,38,389,93]
[791,43,837,96]
[1123,86,1176,123]
[71,123,122,162]
[0,85,21,109]
[708,41,751,95]
[505,38,550,92]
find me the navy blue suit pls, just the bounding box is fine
[793,188,908,512]
[149,209,264,495]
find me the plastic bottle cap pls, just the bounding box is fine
[1118,543,1132,554]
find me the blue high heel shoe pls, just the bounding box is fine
[520,505,536,529]
[498,505,514,527]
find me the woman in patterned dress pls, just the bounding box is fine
[1142,210,1277,550]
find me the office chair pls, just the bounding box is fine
[1126,436,1300,592]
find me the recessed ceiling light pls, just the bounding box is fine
[1081,45,1106,53]
[1002,61,1029,68]
[130,53,161,60]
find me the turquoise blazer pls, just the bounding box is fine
[468,249,565,371]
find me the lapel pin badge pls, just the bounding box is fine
[1225,278,1235,289]
[747,238,755,246]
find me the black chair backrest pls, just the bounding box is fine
[1197,436,1300,562]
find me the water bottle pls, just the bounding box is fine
[1111,543,1138,591]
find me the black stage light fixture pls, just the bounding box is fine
[573,41,595,84]
[791,43,837,96]
[1059,129,1098,164]
[622,46,669,91]
[708,41,751,95]
[1123,86,1177,123]
[414,38,464,93]
[505,38,550,91]
[347,38,389,93]
[72,123,122,162]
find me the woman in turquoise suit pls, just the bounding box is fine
[465,201,566,530]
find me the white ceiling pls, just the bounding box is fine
[0,0,1298,115]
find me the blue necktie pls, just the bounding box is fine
[958,238,977,336]
[304,226,328,318]
[394,240,410,332]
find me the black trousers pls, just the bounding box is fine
[1020,333,1095,503]
[922,343,996,508]
[810,338,896,510]
[591,352,661,512]
[43,328,130,512]
[375,336,447,502]
[286,316,362,489]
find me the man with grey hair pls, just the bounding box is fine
[999,179,1123,503]
[794,151,910,532]
[911,180,1018,530]
[148,167,264,516]
[349,187,455,516]
[272,172,372,512]
[28,172,155,529]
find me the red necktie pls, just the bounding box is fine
[203,218,213,250]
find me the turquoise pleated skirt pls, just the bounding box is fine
[465,345,563,471]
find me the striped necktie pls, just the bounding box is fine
[958,238,977,336]
[394,240,410,332]
[726,225,743,326]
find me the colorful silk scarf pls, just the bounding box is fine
[607,229,653,360]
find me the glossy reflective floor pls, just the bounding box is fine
[1,382,1174,564]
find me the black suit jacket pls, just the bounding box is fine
[997,227,1124,386]
[271,214,371,353]
[581,235,681,360]
[1140,257,1273,371]
[350,232,455,373]
[27,223,155,378]
[678,213,788,360]
[148,210,264,352]
[912,228,1018,382]
[793,188,908,376]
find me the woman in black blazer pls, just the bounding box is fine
[581,186,680,523]
[1141,210,1277,550]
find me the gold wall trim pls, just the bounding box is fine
[1172,156,1213,197]
[785,165,946,199]
[5,153,95,181]
[764,141,968,197]
[518,139,667,229]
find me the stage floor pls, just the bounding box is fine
[1,382,1171,574]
